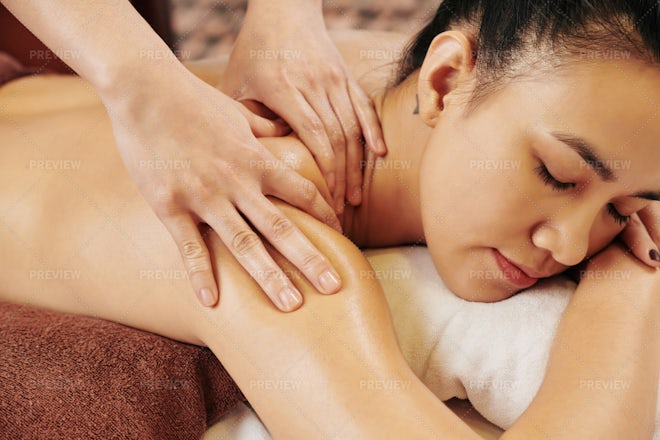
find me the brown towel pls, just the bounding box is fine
[0,52,40,87]
[0,301,244,439]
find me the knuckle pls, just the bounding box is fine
[302,117,324,136]
[151,186,179,217]
[301,253,327,272]
[181,239,206,260]
[329,130,345,150]
[347,124,362,143]
[176,172,216,206]
[298,178,318,205]
[275,67,292,85]
[186,260,211,277]
[326,67,344,85]
[303,69,318,86]
[180,240,211,276]
[231,230,261,256]
[269,214,295,241]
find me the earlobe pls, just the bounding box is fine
[416,31,475,127]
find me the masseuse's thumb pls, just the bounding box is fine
[164,214,219,307]
[231,100,291,138]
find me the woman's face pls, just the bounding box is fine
[420,58,660,301]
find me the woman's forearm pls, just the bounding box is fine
[504,248,659,439]
[0,0,183,96]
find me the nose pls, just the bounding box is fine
[531,204,595,267]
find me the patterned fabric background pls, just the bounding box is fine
[169,0,440,59]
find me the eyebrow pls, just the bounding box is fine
[551,131,660,202]
[633,191,660,201]
[551,131,616,182]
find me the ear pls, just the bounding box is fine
[417,31,475,127]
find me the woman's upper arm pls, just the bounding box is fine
[192,203,481,439]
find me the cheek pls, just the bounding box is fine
[418,129,531,250]
[585,218,624,258]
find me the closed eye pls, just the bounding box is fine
[606,203,630,226]
[535,163,575,191]
[535,163,631,226]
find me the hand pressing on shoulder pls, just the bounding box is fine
[221,0,387,215]
[102,63,343,312]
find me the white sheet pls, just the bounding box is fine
[205,246,660,439]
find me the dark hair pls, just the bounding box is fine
[397,0,659,104]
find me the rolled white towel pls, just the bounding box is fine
[370,246,659,437]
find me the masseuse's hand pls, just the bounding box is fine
[221,0,386,214]
[620,202,660,267]
[103,65,342,311]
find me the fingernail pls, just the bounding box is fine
[279,287,301,311]
[199,288,215,307]
[650,249,660,262]
[319,270,341,294]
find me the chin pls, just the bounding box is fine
[441,270,518,303]
[428,243,518,303]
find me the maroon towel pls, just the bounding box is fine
[0,301,244,439]
[0,52,40,87]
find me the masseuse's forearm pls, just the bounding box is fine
[0,0,182,96]
[504,267,659,439]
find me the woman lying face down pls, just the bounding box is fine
[0,0,658,438]
[343,0,660,302]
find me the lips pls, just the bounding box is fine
[492,249,539,289]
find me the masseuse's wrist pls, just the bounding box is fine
[96,54,195,127]
[94,46,187,105]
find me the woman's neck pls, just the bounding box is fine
[342,72,430,248]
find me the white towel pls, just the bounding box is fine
[205,246,660,439]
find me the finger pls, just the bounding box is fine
[237,192,342,296]
[264,163,342,233]
[637,203,660,246]
[264,87,337,193]
[302,88,348,213]
[162,213,218,307]
[328,81,364,206]
[231,100,291,138]
[207,206,304,312]
[348,78,386,156]
[620,213,660,267]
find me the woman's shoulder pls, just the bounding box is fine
[258,135,332,204]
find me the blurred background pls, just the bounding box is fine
[0,0,439,73]
[170,0,439,59]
